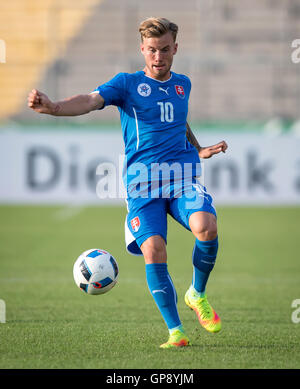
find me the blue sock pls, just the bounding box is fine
[192,236,219,295]
[145,263,182,332]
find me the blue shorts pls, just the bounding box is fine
[125,177,217,256]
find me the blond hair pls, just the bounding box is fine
[139,17,178,42]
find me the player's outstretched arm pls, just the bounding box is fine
[186,122,228,159]
[27,89,104,116]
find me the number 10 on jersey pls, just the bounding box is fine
[157,102,174,123]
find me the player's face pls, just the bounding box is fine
[140,32,178,81]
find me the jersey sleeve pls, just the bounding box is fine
[92,72,127,109]
[184,75,192,95]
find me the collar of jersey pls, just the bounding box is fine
[143,71,173,83]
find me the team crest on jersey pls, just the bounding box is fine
[137,83,151,97]
[175,85,185,98]
[130,216,141,232]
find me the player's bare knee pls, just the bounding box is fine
[142,246,166,263]
[141,236,167,264]
[196,229,217,241]
[192,221,217,241]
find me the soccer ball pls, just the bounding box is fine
[73,248,119,295]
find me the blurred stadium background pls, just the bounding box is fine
[1,0,300,124]
[0,0,300,206]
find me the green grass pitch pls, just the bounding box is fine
[0,205,299,369]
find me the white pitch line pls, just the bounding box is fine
[54,205,84,221]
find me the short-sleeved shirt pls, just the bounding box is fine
[93,71,200,193]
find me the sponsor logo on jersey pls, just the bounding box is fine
[130,216,141,232]
[175,85,185,98]
[159,86,169,95]
[137,83,151,97]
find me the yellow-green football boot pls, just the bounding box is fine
[160,329,190,349]
[185,286,221,333]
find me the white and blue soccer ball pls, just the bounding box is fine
[73,249,119,295]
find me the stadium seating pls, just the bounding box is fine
[0,0,100,122]
[0,0,299,124]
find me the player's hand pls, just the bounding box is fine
[198,141,228,159]
[27,89,57,115]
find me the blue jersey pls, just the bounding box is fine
[94,71,200,190]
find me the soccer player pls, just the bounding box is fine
[28,17,228,348]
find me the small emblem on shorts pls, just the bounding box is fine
[137,83,151,97]
[175,85,185,98]
[130,216,141,232]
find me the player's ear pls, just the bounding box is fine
[140,41,145,55]
[173,42,178,55]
